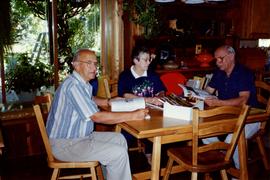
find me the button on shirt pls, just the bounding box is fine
[46,71,99,139]
[208,63,258,107]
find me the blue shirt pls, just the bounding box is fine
[208,63,258,107]
[118,69,166,97]
[46,71,99,139]
[90,77,98,96]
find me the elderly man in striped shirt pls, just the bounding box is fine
[46,48,148,180]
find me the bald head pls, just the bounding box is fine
[72,48,98,82]
[73,49,96,62]
[215,45,235,56]
[214,45,236,75]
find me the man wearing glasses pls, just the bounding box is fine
[46,48,149,180]
[203,45,259,170]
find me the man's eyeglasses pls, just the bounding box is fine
[215,53,229,62]
[77,60,98,67]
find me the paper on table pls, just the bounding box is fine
[111,97,145,112]
[178,83,216,100]
[163,102,193,121]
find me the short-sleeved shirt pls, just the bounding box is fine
[208,63,258,107]
[46,71,99,139]
[118,67,166,97]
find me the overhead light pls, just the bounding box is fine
[181,0,205,4]
[155,0,175,3]
[181,0,227,4]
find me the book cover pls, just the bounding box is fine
[110,97,145,112]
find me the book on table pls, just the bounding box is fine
[110,97,145,112]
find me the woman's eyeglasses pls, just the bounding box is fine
[142,58,152,63]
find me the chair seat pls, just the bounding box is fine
[168,146,232,172]
[48,158,99,169]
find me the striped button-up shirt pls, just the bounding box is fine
[46,71,99,139]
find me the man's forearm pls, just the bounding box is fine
[90,110,147,124]
[93,96,109,107]
[217,97,247,106]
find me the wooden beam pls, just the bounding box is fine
[52,0,59,88]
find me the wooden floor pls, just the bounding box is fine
[0,141,270,180]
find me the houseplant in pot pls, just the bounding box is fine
[5,53,52,102]
[123,0,160,39]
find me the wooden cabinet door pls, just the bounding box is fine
[239,0,270,38]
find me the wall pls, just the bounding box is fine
[123,0,270,70]
[237,0,270,38]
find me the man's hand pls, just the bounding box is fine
[205,91,249,107]
[204,96,219,107]
[132,108,150,121]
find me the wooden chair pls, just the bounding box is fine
[248,80,270,170]
[97,75,118,99]
[34,93,53,112]
[33,95,103,180]
[103,78,118,99]
[163,105,250,180]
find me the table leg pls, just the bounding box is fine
[151,136,161,180]
[238,129,248,180]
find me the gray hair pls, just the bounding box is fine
[223,45,235,54]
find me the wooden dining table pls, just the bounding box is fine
[115,107,269,180]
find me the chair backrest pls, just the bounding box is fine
[192,105,250,165]
[97,75,118,98]
[33,94,54,162]
[33,104,55,162]
[255,80,270,114]
[103,78,118,99]
[160,72,187,96]
[34,93,53,112]
[255,80,270,131]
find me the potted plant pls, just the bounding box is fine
[5,53,52,102]
[123,0,160,39]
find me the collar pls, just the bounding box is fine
[72,71,89,85]
[130,65,147,79]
